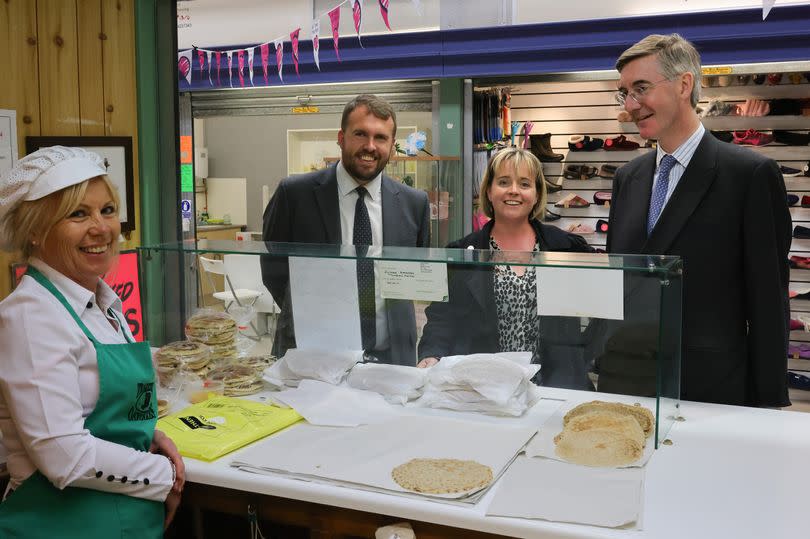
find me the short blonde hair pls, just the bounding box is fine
[480,147,547,221]
[6,175,120,260]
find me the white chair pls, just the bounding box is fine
[223,254,279,336]
[198,255,263,315]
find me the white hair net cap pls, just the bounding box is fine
[0,146,107,249]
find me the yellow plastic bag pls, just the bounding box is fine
[157,396,302,461]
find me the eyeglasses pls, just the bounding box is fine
[615,78,671,107]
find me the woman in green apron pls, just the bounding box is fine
[0,147,184,538]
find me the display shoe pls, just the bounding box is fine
[717,75,732,87]
[566,223,595,234]
[787,194,800,206]
[593,191,612,205]
[544,208,561,221]
[735,75,751,85]
[711,130,734,143]
[563,164,598,180]
[773,131,810,146]
[604,135,640,151]
[554,193,590,208]
[788,342,810,359]
[529,133,564,162]
[793,225,810,239]
[767,73,783,85]
[599,164,618,178]
[568,135,604,152]
[544,176,563,193]
[789,73,804,84]
[787,371,810,391]
[801,195,810,208]
[732,129,773,146]
[595,219,609,234]
[781,165,803,177]
[701,76,717,88]
[790,318,805,331]
[790,255,810,269]
[752,74,766,85]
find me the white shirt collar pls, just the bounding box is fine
[656,123,705,168]
[336,161,382,201]
[28,257,122,316]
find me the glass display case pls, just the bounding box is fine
[138,240,682,447]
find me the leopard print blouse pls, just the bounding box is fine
[490,236,540,353]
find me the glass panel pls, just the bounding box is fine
[139,240,682,448]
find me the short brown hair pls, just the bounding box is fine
[6,175,120,260]
[341,94,397,137]
[479,147,547,221]
[615,33,702,108]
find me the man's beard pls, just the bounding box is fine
[342,150,390,183]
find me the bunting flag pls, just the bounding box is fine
[273,39,284,82]
[226,51,234,87]
[379,0,391,30]
[290,28,301,76]
[328,5,341,62]
[260,43,270,84]
[247,47,255,86]
[196,49,205,82]
[412,0,423,16]
[178,49,192,84]
[352,0,364,47]
[215,51,222,86]
[763,0,776,19]
[237,49,245,87]
[311,20,321,71]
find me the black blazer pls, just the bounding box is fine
[607,131,791,407]
[261,165,431,366]
[417,219,596,389]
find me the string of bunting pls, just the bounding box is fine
[178,0,423,87]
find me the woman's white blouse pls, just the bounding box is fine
[0,259,172,501]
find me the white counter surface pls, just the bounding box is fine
[181,392,810,538]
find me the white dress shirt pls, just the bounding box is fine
[336,161,390,351]
[0,258,172,501]
[652,123,705,209]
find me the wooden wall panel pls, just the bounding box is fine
[102,0,140,247]
[77,0,105,136]
[37,0,80,135]
[0,0,41,153]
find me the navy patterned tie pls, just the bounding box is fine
[647,154,678,236]
[354,187,376,350]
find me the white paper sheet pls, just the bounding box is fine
[486,456,644,528]
[378,260,449,302]
[537,266,624,320]
[289,256,362,349]
[270,380,398,426]
[232,415,537,501]
[524,396,657,467]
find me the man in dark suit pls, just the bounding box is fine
[261,94,430,366]
[607,34,791,407]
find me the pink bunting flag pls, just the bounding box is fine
[237,49,245,87]
[196,49,205,81]
[215,51,222,86]
[273,39,284,82]
[311,19,321,71]
[226,51,234,87]
[247,47,255,86]
[379,0,391,30]
[352,0,364,47]
[328,5,341,62]
[177,49,192,85]
[206,50,213,85]
[260,43,270,84]
[290,28,300,76]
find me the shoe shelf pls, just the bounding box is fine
[700,84,810,101]
[785,178,810,191]
[789,207,810,221]
[790,268,810,282]
[790,329,810,343]
[747,146,810,160]
[791,239,810,251]
[560,178,614,190]
[788,388,810,402]
[548,190,605,205]
[549,148,652,162]
[700,116,810,131]
[544,204,609,218]
[541,160,626,175]
[790,298,810,312]
[788,358,810,372]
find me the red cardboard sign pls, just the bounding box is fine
[103,251,144,342]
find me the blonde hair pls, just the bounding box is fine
[7,175,120,260]
[480,147,547,221]
[615,33,702,108]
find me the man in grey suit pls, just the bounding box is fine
[261,94,430,365]
[607,34,791,407]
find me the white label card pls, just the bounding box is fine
[378,261,448,302]
[536,267,624,320]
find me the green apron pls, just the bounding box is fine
[0,267,165,538]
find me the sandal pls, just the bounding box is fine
[554,194,590,208]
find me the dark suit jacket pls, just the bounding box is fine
[607,131,791,407]
[260,165,430,366]
[417,219,596,389]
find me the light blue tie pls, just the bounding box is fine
[647,154,678,235]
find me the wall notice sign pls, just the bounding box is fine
[536,267,624,320]
[180,164,194,192]
[292,106,320,114]
[181,199,192,218]
[180,135,193,163]
[0,109,18,176]
[701,66,732,75]
[379,261,448,302]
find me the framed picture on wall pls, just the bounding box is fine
[25,136,136,233]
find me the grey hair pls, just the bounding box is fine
[615,33,702,108]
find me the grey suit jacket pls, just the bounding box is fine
[261,164,431,366]
[607,131,791,407]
